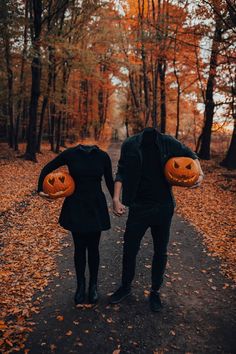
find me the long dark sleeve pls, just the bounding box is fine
[103,152,114,198]
[37,152,66,192]
[115,140,127,183]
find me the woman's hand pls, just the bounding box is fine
[113,198,126,216]
[38,191,53,200]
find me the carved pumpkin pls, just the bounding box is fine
[43,171,75,198]
[164,157,200,187]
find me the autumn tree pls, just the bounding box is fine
[196,0,235,159]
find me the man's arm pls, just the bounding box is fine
[115,141,126,183]
[190,159,204,188]
[113,141,127,216]
[113,181,126,216]
[168,135,198,160]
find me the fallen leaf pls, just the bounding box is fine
[106,318,113,324]
[50,344,57,351]
[56,315,64,321]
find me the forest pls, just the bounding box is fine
[0,0,235,167]
[0,1,236,353]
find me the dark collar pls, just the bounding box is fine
[77,144,99,153]
[137,127,160,146]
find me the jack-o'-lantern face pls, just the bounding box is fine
[43,171,75,198]
[164,157,200,187]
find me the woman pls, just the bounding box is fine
[37,144,114,305]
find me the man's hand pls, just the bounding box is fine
[113,199,126,216]
[190,174,204,189]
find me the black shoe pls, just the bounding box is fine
[74,278,86,305]
[109,285,131,304]
[88,283,99,304]
[149,290,163,312]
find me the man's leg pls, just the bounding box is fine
[121,222,148,287]
[149,208,173,311]
[110,220,148,304]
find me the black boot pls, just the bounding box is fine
[74,278,86,305]
[149,290,163,312]
[88,281,99,304]
[109,285,131,304]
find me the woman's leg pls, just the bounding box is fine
[71,232,87,304]
[71,232,87,283]
[87,231,101,303]
[87,231,101,283]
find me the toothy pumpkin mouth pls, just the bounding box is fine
[168,172,196,184]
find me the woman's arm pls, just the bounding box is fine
[103,152,114,198]
[37,151,66,193]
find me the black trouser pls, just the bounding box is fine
[72,231,101,284]
[121,203,174,291]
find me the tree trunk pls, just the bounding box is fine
[220,65,236,169]
[61,112,67,147]
[138,0,150,126]
[55,112,62,153]
[49,52,57,152]
[220,121,236,169]
[97,87,104,138]
[173,30,181,139]
[37,44,55,152]
[158,58,167,133]
[198,18,222,160]
[14,0,29,151]
[3,29,14,148]
[80,79,89,139]
[37,96,48,152]
[56,60,71,151]
[175,85,180,139]
[49,103,56,152]
[151,54,159,129]
[24,0,42,161]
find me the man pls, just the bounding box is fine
[110,127,204,311]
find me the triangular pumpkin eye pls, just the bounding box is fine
[186,163,192,170]
[59,176,65,183]
[48,178,55,185]
[174,161,179,168]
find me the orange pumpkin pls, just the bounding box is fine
[43,171,75,198]
[164,157,200,187]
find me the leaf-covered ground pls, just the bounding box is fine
[0,141,108,353]
[174,159,236,281]
[0,141,235,353]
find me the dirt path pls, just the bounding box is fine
[22,143,236,354]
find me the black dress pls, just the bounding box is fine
[37,145,114,233]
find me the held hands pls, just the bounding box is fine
[113,198,126,216]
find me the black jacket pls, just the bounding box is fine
[38,145,114,232]
[115,129,198,207]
